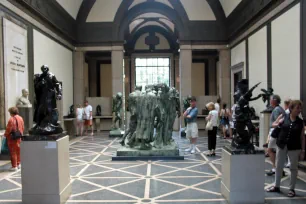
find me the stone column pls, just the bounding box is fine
[111,46,124,95]
[0,19,5,129]
[208,57,217,95]
[73,51,85,105]
[179,45,192,128]
[88,59,97,97]
[219,49,231,106]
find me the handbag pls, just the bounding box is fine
[271,126,281,138]
[10,117,22,140]
[206,120,213,130]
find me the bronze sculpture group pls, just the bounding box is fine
[121,84,180,150]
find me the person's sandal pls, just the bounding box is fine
[266,186,280,193]
[287,189,295,197]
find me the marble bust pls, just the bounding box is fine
[17,89,32,107]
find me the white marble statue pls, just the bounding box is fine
[17,89,32,107]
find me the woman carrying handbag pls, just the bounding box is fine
[4,107,24,171]
[267,100,305,197]
[206,102,218,156]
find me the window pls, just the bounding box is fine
[135,57,170,91]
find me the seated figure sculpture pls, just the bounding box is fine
[232,79,261,151]
[96,105,102,116]
[17,89,32,107]
[29,65,63,135]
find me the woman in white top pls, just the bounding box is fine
[75,104,84,136]
[206,102,219,156]
[220,103,233,139]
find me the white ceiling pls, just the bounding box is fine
[219,0,242,17]
[56,0,83,19]
[180,0,216,21]
[55,0,241,22]
[86,0,122,22]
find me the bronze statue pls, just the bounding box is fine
[96,105,102,116]
[111,92,123,130]
[65,105,75,118]
[232,79,261,151]
[120,83,181,150]
[261,88,274,112]
[29,65,63,135]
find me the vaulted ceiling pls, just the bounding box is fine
[15,0,276,47]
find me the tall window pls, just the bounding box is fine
[135,57,170,91]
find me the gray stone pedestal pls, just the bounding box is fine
[109,129,124,137]
[21,135,71,204]
[221,146,265,204]
[259,112,271,148]
[17,106,33,134]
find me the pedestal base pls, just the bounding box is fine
[18,106,33,134]
[109,129,124,137]
[113,141,183,160]
[221,146,265,204]
[21,135,71,204]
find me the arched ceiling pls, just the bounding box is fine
[56,0,242,23]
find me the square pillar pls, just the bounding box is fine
[219,49,231,106]
[111,46,124,95]
[88,59,97,97]
[73,51,85,105]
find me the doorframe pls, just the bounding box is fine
[231,62,244,105]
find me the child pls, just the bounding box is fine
[184,96,198,154]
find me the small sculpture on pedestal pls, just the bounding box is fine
[110,92,123,136]
[96,105,102,116]
[17,89,32,107]
[260,88,274,112]
[64,105,75,118]
[232,79,261,152]
[29,65,63,136]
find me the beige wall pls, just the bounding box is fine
[55,0,82,19]
[33,29,73,116]
[248,26,267,114]
[180,0,216,20]
[84,62,89,98]
[231,41,246,77]
[135,33,150,50]
[100,64,112,97]
[155,33,170,50]
[272,3,300,101]
[191,63,205,96]
[219,0,242,17]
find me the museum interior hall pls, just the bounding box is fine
[0,0,306,204]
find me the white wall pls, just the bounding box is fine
[272,3,300,101]
[87,0,122,22]
[33,30,73,116]
[231,41,246,75]
[191,63,205,96]
[248,26,267,114]
[55,0,82,19]
[219,0,242,17]
[135,33,150,50]
[180,0,216,21]
[155,33,170,49]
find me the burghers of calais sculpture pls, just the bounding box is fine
[232,79,261,151]
[261,88,274,112]
[121,83,180,150]
[29,65,63,135]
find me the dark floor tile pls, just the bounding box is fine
[159,177,214,186]
[111,179,146,198]
[187,164,218,175]
[0,179,20,191]
[83,178,137,187]
[0,189,21,200]
[151,164,175,176]
[195,178,222,193]
[149,179,182,198]
[71,189,135,200]
[80,164,112,176]
[157,188,222,200]
[70,165,87,176]
[71,179,100,194]
[123,164,148,176]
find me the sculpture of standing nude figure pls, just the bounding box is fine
[29,65,63,135]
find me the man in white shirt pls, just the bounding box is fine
[84,100,93,136]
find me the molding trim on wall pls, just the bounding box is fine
[9,0,77,41]
[301,0,306,118]
[230,0,297,48]
[0,1,74,50]
[27,26,34,104]
[267,23,272,89]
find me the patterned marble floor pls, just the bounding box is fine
[0,132,306,204]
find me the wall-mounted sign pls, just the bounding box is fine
[3,18,28,123]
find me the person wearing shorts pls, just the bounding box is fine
[83,100,93,136]
[184,96,198,154]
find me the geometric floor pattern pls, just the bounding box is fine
[0,131,306,203]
